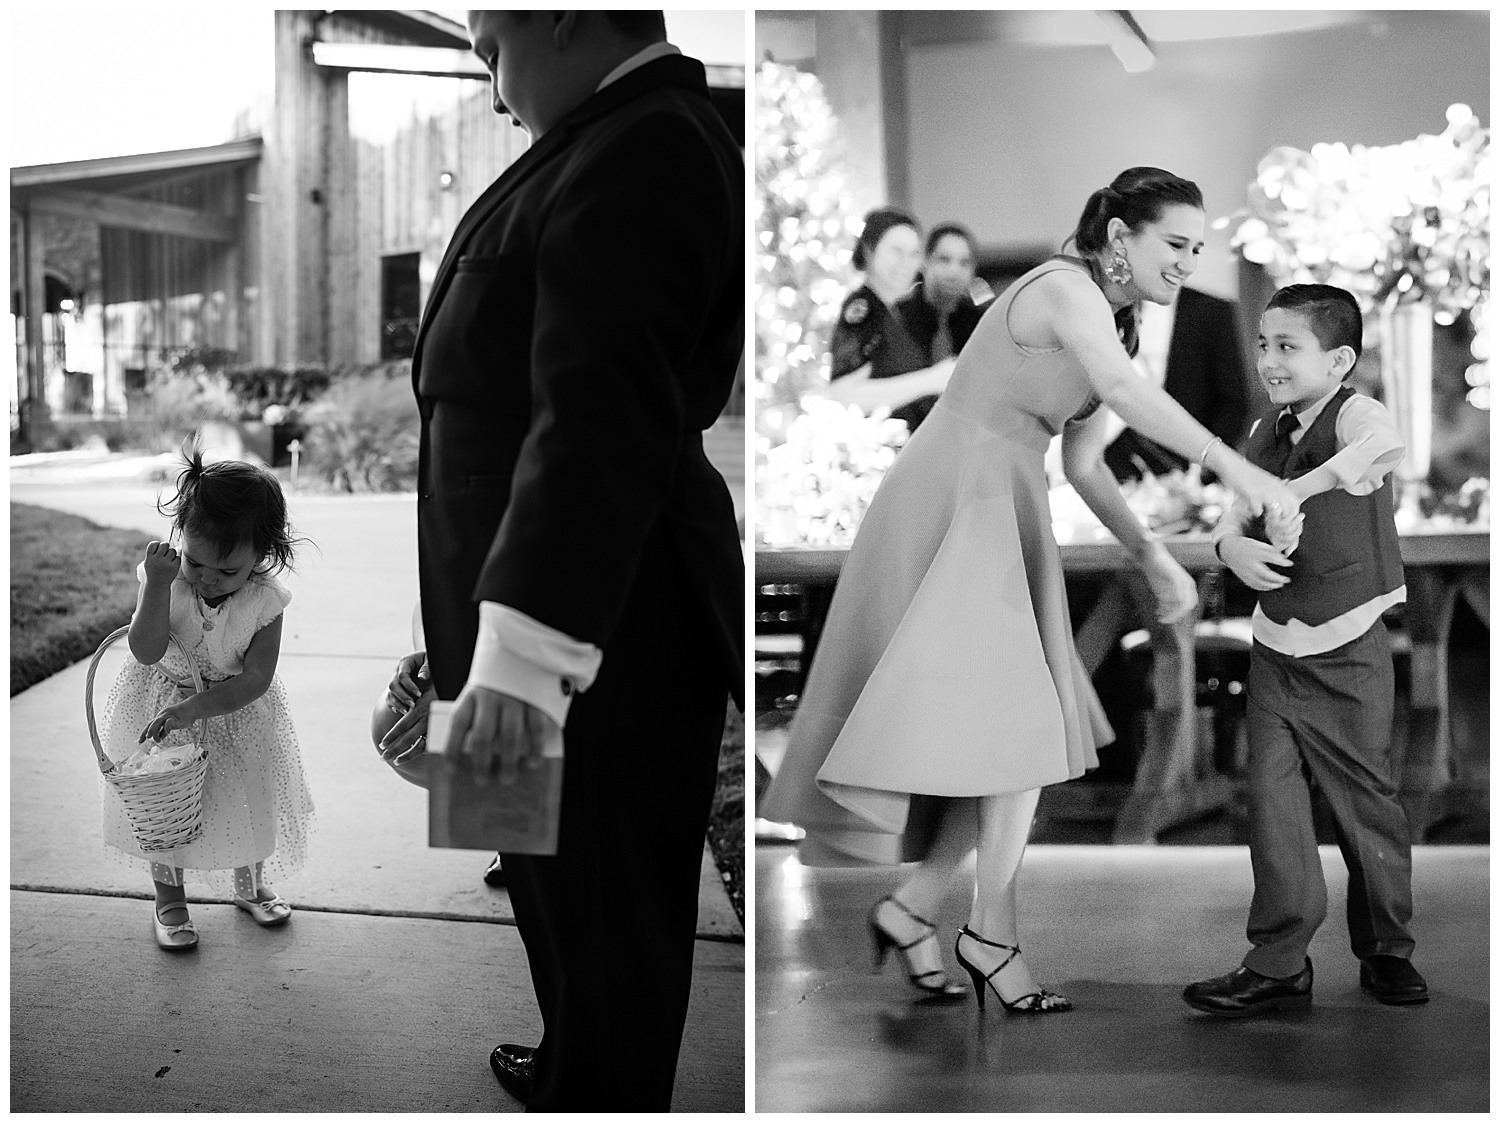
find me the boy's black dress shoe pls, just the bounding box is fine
[1359,956,1429,1005]
[489,1044,535,1103]
[1182,958,1313,1017]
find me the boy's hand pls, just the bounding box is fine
[1263,504,1305,557]
[142,541,181,586]
[1218,535,1293,592]
[139,697,201,743]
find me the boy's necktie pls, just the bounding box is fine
[1271,411,1301,476]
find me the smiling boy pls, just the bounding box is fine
[1183,283,1426,1016]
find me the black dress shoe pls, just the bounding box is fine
[483,853,505,888]
[1360,956,1429,1005]
[489,1043,534,1103]
[1183,959,1313,1018]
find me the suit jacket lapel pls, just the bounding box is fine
[411,54,711,382]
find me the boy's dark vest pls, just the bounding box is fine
[1243,384,1404,627]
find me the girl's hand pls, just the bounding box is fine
[385,651,428,714]
[1140,542,1199,624]
[142,541,181,586]
[139,698,200,744]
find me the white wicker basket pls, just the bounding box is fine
[86,626,209,854]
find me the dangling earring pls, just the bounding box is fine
[1103,242,1133,287]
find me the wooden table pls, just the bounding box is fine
[755,528,1489,842]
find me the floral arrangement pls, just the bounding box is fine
[1220,104,1489,323]
[754,398,908,548]
[1120,467,1232,537]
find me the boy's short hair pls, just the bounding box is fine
[1266,284,1364,369]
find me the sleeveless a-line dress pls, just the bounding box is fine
[762,257,1115,865]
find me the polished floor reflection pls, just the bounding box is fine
[755,844,1488,1112]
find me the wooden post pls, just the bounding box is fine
[22,204,49,443]
[323,66,356,365]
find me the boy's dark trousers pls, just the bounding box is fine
[1242,618,1416,979]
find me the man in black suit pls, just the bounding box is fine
[1103,285,1250,481]
[411,11,743,1110]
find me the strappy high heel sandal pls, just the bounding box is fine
[954,926,1072,1014]
[868,897,967,998]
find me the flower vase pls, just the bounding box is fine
[1377,298,1433,528]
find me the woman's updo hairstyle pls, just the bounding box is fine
[1067,167,1203,356]
[852,206,920,271]
[157,440,304,577]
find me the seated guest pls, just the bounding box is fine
[1103,285,1250,482]
[898,222,991,364]
[823,207,956,433]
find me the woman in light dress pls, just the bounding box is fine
[763,168,1299,1013]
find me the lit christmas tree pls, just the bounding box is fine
[754,60,910,547]
[753,60,862,445]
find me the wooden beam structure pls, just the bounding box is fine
[29,189,236,243]
[311,41,487,79]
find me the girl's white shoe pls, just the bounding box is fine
[233,895,292,927]
[153,902,199,950]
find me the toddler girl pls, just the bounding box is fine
[100,446,314,949]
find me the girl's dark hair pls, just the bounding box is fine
[1067,167,1204,357]
[853,206,920,271]
[157,441,303,576]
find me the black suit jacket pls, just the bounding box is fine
[411,54,744,711]
[1105,286,1250,482]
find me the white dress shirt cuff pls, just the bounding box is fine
[466,602,603,729]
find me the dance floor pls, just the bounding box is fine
[755,843,1488,1113]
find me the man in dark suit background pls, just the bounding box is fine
[1103,285,1251,481]
[411,10,743,1110]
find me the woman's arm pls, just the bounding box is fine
[1039,274,1295,516]
[138,616,284,742]
[1062,410,1198,622]
[821,357,955,413]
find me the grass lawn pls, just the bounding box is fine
[11,503,150,695]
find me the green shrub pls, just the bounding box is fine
[301,362,420,493]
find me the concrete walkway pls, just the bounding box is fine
[10,459,744,1112]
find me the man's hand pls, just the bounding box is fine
[1218,535,1293,592]
[442,684,559,787]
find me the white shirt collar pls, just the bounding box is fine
[596,41,681,92]
[1284,383,1346,436]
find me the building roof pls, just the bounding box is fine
[10,138,263,194]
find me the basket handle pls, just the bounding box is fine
[85,626,208,774]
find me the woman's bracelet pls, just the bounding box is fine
[1197,435,1223,469]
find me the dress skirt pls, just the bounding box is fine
[100,661,313,889]
[762,398,1113,866]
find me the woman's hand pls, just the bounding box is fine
[141,541,180,587]
[1220,457,1301,521]
[1140,542,1199,624]
[385,651,428,714]
[139,697,201,744]
[379,686,435,764]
